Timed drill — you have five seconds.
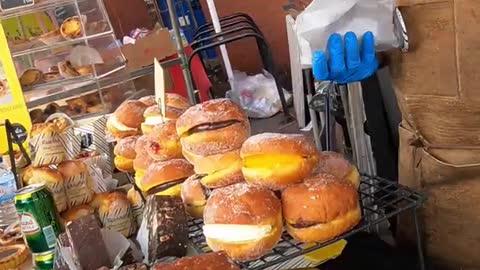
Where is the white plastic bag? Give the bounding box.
[296,0,399,65]
[227,70,289,118]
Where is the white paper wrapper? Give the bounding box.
[48,180,68,213]
[31,113,81,167]
[93,116,113,177]
[136,217,149,263]
[30,130,66,167]
[64,170,95,208]
[81,153,110,193]
[295,0,398,65]
[67,45,104,67]
[99,196,136,238]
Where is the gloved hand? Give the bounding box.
[313,31,378,84]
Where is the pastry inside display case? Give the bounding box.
[2,0,111,54]
[28,81,132,123]
[0,0,138,122]
[14,33,125,92]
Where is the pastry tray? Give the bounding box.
[187,174,425,270]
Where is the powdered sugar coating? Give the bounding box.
[204,183,281,225]
[114,100,148,128]
[282,173,359,224]
[314,151,353,179]
[240,132,319,157]
[176,98,249,135]
[180,122,250,156]
[114,135,140,159]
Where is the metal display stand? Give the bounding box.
[165,0,197,104]
[188,175,426,270]
[189,12,289,116]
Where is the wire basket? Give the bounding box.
[187,174,425,270]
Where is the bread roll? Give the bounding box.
[22,166,67,212]
[114,136,140,172]
[282,174,361,243]
[61,205,94,222]
[181,175,211,218]
[29,123,67,166]
[315,151,360,188]
[89,192,110,210]
[139,159,194,195]
[145,121,183,161]
[58,160,94,207]
[176,99,250,156]
[98,192,136,237]
[240,133,320,190]
[107,100,148,139]
[203,183,283,261]
[152,252,240,270]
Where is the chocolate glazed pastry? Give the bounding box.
[186,120,241,134]
[176,98,251,156]
[145,196,188,261]
[146,178,187,195]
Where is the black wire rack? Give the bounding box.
[187,174,426,270]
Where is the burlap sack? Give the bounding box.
[392,0,480,268]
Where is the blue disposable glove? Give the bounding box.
[312,31,378,84]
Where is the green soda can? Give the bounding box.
[33,250,55,270]
[15,184,63,253]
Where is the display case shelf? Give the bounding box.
[25,64,125,107]
[11,30,113,58]
[22,73,93,93]
[25,57,181,108]
[188,175,425,270]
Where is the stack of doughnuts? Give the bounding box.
[108,97,363,264]
[177,99,250,218]
[169,99,363,262]
[109,95,200,208]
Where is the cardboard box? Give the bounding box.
[121,28,176,72]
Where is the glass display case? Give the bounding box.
[0,0,137,123]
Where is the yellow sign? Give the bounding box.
[0,24,31,154]
[2,12,55,40]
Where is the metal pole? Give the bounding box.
[166,0,197,104]
[413,208,426,270]
[185,0,198,29]
[303,69,321,150]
